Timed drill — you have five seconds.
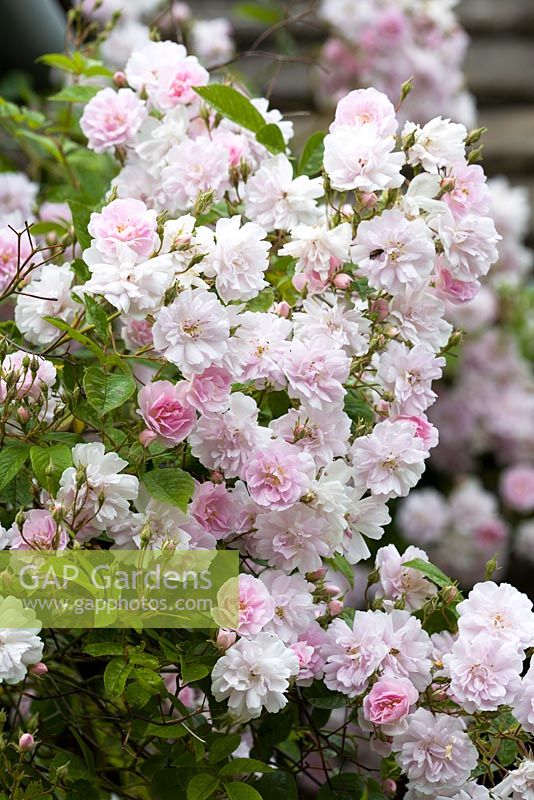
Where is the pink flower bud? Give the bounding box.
[139,429,158,447]
[382,779,397,796]
[360,191,378,208]
[332,273,351,290]
[307,567,327,582]
[327,599,343,616]
[324,583,341,597]
[216,628,236,650]
[274,301,290,318]
[292,272,307,293]
[370,297,389,321]
[30,662,48,676]
[18,733,35,751]
[210,470,225,484]
[113,71,128,88]
[16,406,30,423]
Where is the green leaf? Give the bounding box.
[181,661,210,684]
[17,130,62,162]
[142,468,194,512]
[30,444,72,495]
[245,287,275,312]
[226,783,262,800]
[325,553,354,589]
[187,775,219,800]
[133,667,164,694]
[83,366,136,415]
[403,558,455,590]
[144,721,187,739]
[254,772,298,800]
[220,760,274,776]
[103,657,132,697]
[84,642,124,657]
[69,199,92,251]
[298,131,325,176]
[317,774,366,800]
[208,733,242,764]
[84,295,110,343]
[0,443,30,492]
[344,390,374,425]
[302,683,346,709]
[195,85,266,133]
[234,3,283,25]
[256,123,285,154]
[42,317,107,362]
[50,85,100,103]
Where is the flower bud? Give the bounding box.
[327,599,343,617]
[16,406,29,423]
[441,585,458,604]
[332,273,351,290]
[324,583,341,597]
[113,71,128,88]
[139,429,157,447]
[210,470,224,484]
[360,191,378,208]
[307,567,326,582]
[382,779,397,796]
[18,733,35,751]
[216,629,236,650]
[292,272,307,293]
[30,662,48,676]
[274,301,290,318]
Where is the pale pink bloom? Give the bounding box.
[322,611,389,697]
[446,286,498,333]
[121,317,155,351]
[233,574,275,637]
[457,582,534,651]
[435,260,480,305]
[244,439,314,510]
[0,172,37,222]
[137,380,196,447]
[0,226,32,292]
[351,210,435,294]
[229,312,292,389]
[190,480,236,540]
[211,632,299,721]
[375,544,437,611]
[278,223,352,292]
[212,129,251,168]
[134,107,189,176]
[403,118,467,173]
[381,610,433,691]
[80,88,146,153]
[161,138,229,211]
[230,481,262,535]
[283,336,350,411]
[493,759,534,800]
[331,88,398,137]
[198,215,269,302]
[393,415,439,450]
[100,19,151,70]
[397,488,450,545]
[500,464,534,513]
[82,246,175,319]
[0,351,56,402]
[8,509,68,550]
[448,478,499,538]
[260,571,316,643]
[363,676,419,734]
[323,123,404,192]
[244,154,323,231]
[387,284,452,353]
[473,517,508,550]
[14,262,78,346]
[292,294,370,356]
[39,201,71,225]
[292,623,327,684]
[290,641,318,687]
[152,287,230,377]
[270,405,351,468]
[377,342,445,416]
[88,198,158,259]
[252,503,340,574]
[112,162,158,209]
[342,488,391,564]
[393,709,478,795]
[351,419,429,499]
[436,210,500,282]
[512,665,534,734]
[443,162,489,218]
[443,634,522,713]
[185,366,232,415]
[189,393,267,479]
[190,18,234,68]
[152,53,208,112]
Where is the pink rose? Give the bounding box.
[9,509,68,550]
[244,439,314,510]
[363,677,418,730]
[190,481,236,539]
[0,226,32,292]
[80,88,147,154]
[394,414,439,450]
[235,574,275,636]
[435,258,480,306]
[88,198,158,259]
[500,464,534,513]
[137,380,196,447]
[185,366,232,415]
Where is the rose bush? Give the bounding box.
[0,8,532,800]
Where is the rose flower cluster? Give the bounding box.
[0,33,533,799]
